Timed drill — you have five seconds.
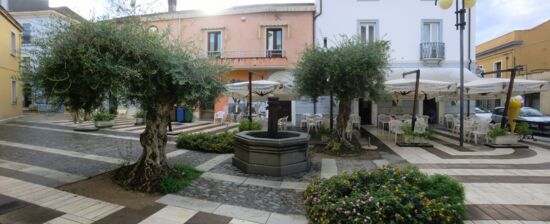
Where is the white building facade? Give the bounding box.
[313,0,477,125]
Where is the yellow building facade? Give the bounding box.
[0,6,23,121]
[476,20,550,114]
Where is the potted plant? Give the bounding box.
[134,111,145,125]
[93,112,116,128]
[515,122,533,141]
[488,126,519,145]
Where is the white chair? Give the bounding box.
[345,121,353,141]
[350,114,361,129]
[214,111,226,124]
[379,115,391,131]
[414,120,428,134]
[307,116,318,133]
[444,114,455,129]
[389,120,404,143]
[300,113,310,128]
[470,121,490,144]
[452,118,461,134]
[278,116,288,130]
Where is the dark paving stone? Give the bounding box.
[0,167,65,188]
[0,123,143,160]
[178,178,305,215]
[467,204,550,221]
[421,146,536,160]
[168,150,219,168]
[0,195,30,215]
[94,203,165,224]
[0,204,64,224]
[0,144,118,177]
[185,212,232,224]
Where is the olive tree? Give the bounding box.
[34,20,226,192]
[295,37,390,144]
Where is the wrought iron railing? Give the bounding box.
[420,42,445,60]
[205,49,286,59]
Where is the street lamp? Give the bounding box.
[435,0,476,147]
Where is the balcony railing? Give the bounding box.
[205,49,286,59]
[420,42,445,61]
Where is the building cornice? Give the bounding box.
[126,3,315,22]
[476,40,522,58]
[0,6,23,31]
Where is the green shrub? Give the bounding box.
[133,111,145,118]
[159,164,202,194]
[304,166,465,224]
[93,112,116,121]
[488,126,508,139]
[176,131,235,153]
[238,120,262,132]
[515,122,533,136]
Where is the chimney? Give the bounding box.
[168,0,177,12]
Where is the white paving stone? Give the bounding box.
[373,159,389,168]
[195,154,233,172]
[321,158,337,179]
[422,168,550,177]
[464,183,550,205]
[266,213,308,224]
[0,176,123,222]
[166,149,189,158]
[138,205,197,224]
[213,204,271,224]
[229,218,261,224]
[156,194,221,213]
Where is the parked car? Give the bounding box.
[491,107,550,135]
[474,107,492,121]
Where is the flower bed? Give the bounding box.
[304,166,465,224]
[176,131,235,153]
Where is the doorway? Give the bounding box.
[279,100,292,121]
[423,98,437,124]
[359,99,372,125]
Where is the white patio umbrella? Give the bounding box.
[464,78,550,95]
[385,78,457,97]
[225,80,296,101]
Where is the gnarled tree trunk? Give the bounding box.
[125,103,172,192]
[336,98,351,137]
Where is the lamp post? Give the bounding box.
[435,0,476,147]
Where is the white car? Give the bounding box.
[474,107,492,122]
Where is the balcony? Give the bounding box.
[206,50,288,69]
[420,42,445,64]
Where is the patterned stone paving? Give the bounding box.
[0,113,550,223]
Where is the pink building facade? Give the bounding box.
[143,4,315,120]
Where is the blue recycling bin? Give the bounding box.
[176,107,185,123]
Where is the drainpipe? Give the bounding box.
[313,0,322,47]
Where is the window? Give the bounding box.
[10,32,16,55]
[266,28,283,57]
[494,61,502,78]
[359,22,377,44]
[22,24,31,44]
[207,31,222,58]
[11,80,17,104]
[422,21,441,43]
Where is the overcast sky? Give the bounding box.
[50,0,550,45]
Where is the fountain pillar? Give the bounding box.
[267,97,280,138]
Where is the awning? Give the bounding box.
[387,67,480,83]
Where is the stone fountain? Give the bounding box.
[232,97,310,176]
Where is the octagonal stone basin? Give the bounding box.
[232,130,311,176]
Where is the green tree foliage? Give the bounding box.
[33,20,227,192]
[294,37,390,145]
